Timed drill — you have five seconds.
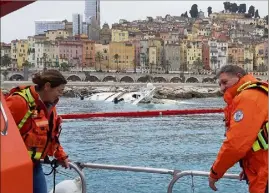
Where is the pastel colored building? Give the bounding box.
[16,39,29,68]
[111,29,129,42]
[95,43,109,70]
[45,29,69,41]
[164,43,180,71]
[109,42,135,71]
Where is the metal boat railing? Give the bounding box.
[56,162,239,193]
[1,102,9,136]
[41,160,87,193]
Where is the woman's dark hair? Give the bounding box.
[32,70,67,89]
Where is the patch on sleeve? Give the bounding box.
[233,110,244,122]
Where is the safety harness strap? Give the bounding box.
[13,87,36,129]
[237,82,268,152]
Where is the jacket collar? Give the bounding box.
[31,85,59,107]
[223,74,258,104]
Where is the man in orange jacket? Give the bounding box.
[208,65,268,193]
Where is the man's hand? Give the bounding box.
[208,176,218,191]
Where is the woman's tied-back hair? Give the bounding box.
[216,65,247,78]
[32,70,67,89]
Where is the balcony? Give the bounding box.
[210,44,217,48]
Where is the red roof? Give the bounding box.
[0,1,36,18]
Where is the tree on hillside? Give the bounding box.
[2,70,9,81]
[265,15,268,24]
[264,28,268,36]
[113,54,120,72]
[149,62,154,74]
[184,11,188,18]
[189,4,198,18]
[22,60,31,81]
[207,6,212,17]
[22,60,30,67]
[230,3,238,13]
[164,60,170,74]
[60,62,69,71]
[147,16,153,22]
[193,57,204,73]
[238,4,246,13]
[210,56,218,73]
[248,5,255,17]
[42,53,48,72]
[223,2,231,12]
[95,51,103,72]
[0,55,11,67]
[181,11,188,18]
[254,9,260,18]
[244,13,252,18]
[132,59,137,73]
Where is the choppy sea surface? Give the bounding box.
[45,97,248,193]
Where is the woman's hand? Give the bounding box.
[58,158,70,169]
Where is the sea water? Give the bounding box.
[45,97,248,193]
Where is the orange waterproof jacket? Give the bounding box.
[6,85,68,161]
[210,74,268,193]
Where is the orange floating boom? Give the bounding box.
[60,108,224,119]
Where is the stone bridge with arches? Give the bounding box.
[5,70,269,83]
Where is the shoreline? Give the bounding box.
[1,81,222,100]
[1,81,218,89]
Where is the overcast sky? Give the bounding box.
[1,1,268,43]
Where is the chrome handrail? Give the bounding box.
[41,161,240,193]
[167,170,240,193]
[1,102,8,136]
[79,162,177,175]
[41,160,86,193]
[78,162,240,193]
[69,162,87,193]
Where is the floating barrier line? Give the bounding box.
[59,108,224,119]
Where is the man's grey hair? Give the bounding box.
[216,65,247,78]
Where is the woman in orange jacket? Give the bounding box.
[208,65,268,193]
[6,69,69,193]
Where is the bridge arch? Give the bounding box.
[153,77,167,83]
[103,76,117,82]
[170,77,183,83]
[85,76,100,82]
[186,77,199,83]
[137,75,153,83]
[120,76,134,83]
[67,75,81,81]
[202,77,215,83]
[9,74,24,81]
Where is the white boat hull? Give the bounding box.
[83,83,156,105]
